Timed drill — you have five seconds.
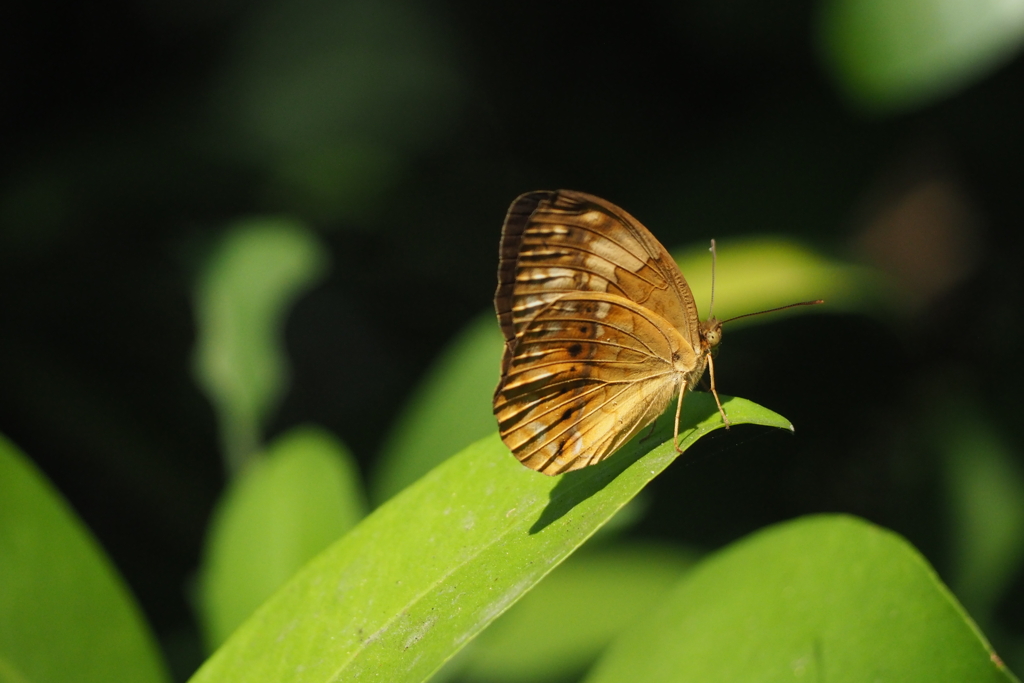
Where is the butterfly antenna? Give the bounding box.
[721,299,825,324]
[708,239,718,320]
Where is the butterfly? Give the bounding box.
[492,190,820,475]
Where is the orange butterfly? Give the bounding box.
[493,190,820,475]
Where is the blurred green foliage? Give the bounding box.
[936,396,1024,628]
[3,0,1024,681]
[819,0,1024,112]
[192,218,328,475]
[673,237,884,322]
[373,313,504,504]
[196,425,366,650]
[211,0,464,223]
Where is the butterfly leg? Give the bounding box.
[673,377,688,453]
[705,352,730,428]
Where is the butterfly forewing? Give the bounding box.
[494,191,702,349]
[494,292,695,474]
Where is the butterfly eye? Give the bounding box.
[704,327,722,347]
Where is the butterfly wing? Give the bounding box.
[493,190,706,473]
[494,190,702,355]
[493,291,697,474]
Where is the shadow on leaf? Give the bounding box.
[530,393,723,534]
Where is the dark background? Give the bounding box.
[3,0,1023,678]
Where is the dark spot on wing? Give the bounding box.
[568,343,582,357]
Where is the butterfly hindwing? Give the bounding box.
[494,291,696,474]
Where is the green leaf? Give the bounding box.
[197,425,367,651]
[673,236,880,325]
[447,543,696,683]
[188,394,790,683]
[192,218,329,475]
[0,434,170,683]
[373,313,503,504]
[934,397,1024,622]
[819,0,1024,113]
[585,515,1018,683]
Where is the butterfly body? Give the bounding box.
[493,190,723,475]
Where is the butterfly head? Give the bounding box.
[700,318,723,350]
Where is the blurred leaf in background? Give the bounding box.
[935,393,1024,631]
[373,313,503,505]
[210,0,465,223]
[196,425,366,651]
[673,236,885,324]
[192,218,329,475]
[819,0,1024,113]
[0,434,171,683]
[586,515,1016,683]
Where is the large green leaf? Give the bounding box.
[819,0,1024,113]
[197,425,367,651]
[444,543,696,683]
[373,313,503,504]
[192,218,329,475]
[0,434,170,683]
[189,394,790,683]
[586,515,1017,683]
